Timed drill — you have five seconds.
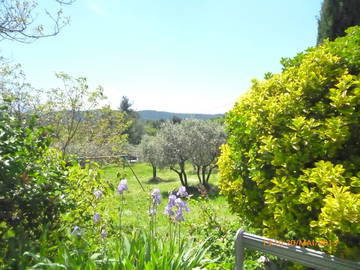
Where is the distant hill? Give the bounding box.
[137,110,224,121]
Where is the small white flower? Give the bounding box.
[71,226,81,236]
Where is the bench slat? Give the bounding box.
[235,229,360,270]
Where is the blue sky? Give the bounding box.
[1,0,322,114]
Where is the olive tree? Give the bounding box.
[138,135,163,180]
[153,119,225,187]
[183,119,226,185]
[157,121,191,187]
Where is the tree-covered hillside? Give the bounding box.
[137,110,224,121]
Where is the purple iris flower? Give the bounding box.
[164,188,191,221]
[149,208,157,216]
[117,179,128,194]
[93,190,103,199]
[164,204,175,216]
[168,194,177,207]
[174,212,184,222]
[151,188,161,205]
[176,186,188,197]
[175,198,190,212]
[93,213,100,223]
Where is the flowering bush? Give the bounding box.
[164,187,190,223]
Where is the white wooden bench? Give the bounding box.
[235,229,360,270]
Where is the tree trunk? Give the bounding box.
[196,165,202,184]
[202,166,206,185]
[182,170,188,187]
[170,166,186,186]
[205,166,215,185]
[179,161,188,187]
[152,164,157,179]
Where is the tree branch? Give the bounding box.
[0,0,74,43]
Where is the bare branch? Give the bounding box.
[0,0,74,43]
[55,0,75,5]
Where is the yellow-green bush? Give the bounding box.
[218,27,360,259]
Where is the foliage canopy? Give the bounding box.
[140,119,225,186]
[0,99,111,267]
[317,0,360,44]
[218,26,360,259]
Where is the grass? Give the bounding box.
[100,162,240,236]
[7,162,242,269]
[1,162,258,269]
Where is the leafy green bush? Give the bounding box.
[187,200,239,269]
[61,161,112,234]
[0,104,66,233]
[187,199,270,270]
[0,102,67,267]
[218,26,360,259]
[0,100,110,268]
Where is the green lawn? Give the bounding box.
[100,162,240,235]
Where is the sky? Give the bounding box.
[1,0,323,114]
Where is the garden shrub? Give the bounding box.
[0,104,66,235]
[0,104,68,266]
[61,161,112,234]
[218,26,360,259]
[0,100,110,267]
